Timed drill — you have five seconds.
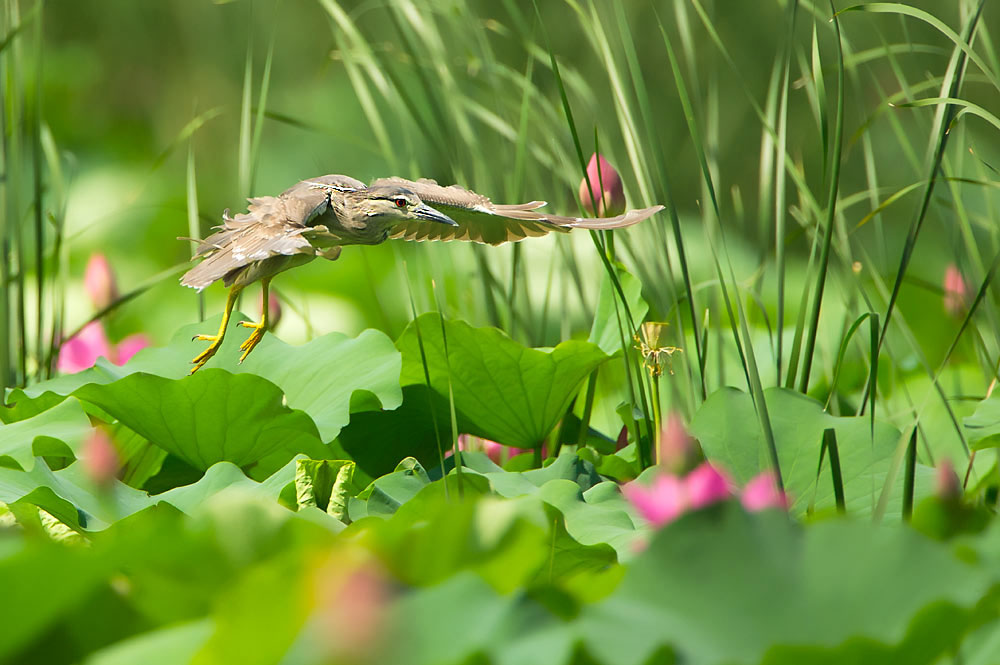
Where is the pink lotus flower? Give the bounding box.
[59,254,150,374]
[685,463,731,508]
[622,474,687,526]
[623,462,732,527]
[624,463,789,527]
[943,264,968,317]
[740,471,788,512]
[84,253,119,310]
[578,153,626,218]
[57,322,150,374]
[81,428,119,487]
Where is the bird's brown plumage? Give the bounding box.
[373,176,664,245]
[181,173,664,291]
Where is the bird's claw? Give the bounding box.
[237,320,266,363]
[190,335,223,374]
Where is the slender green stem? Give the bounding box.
[799,1,845,393]
[402,261,448,501]
[432,279,464,496]
[902,427,917,521]
[575,370,598,448]
[823,428,846,513]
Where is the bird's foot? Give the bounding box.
[237,320,266,363]
[190,334,223,374]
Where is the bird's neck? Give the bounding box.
[323,195,392,245]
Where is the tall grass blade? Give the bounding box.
[662,7,782,488]
[773,1,798,384]
[824,312,875,410]
[432,279,464,491]
[248,13,275,196]
[402,261,448,498]
[823,427,846,513]
[865,1,984,356]
[534,0,655,466]
[798,1,846,393]
[29,0,42,381]
[39,123,66,380]
[237,8,253,200]
[902,426,917,521]
[186,144,204,322]
[651,17,707,400]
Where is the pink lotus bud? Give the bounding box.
[578,153,626,218]
[658,412,693,472]
[57,322,114,374]
[741,471,789,512]
[934,459,961,501]
[684,462,731,508]
[943,264,968,317]
[82,428,119,487]
[84,254,119,311]
[622,474,687,527]
[114,333,151,366]
[259,290,282,330]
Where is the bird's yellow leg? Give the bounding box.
[190,285,242,373]
[237,277,271,363]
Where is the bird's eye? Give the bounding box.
[394,197,407,208]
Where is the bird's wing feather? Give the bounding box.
[377,176,664,246]
[180,175,367,290]
[180,195,313,290]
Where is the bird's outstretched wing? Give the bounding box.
[375,177,664,246]
[180,197,314,290]
[181,174,367,290]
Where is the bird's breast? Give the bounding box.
[314,211,393,246]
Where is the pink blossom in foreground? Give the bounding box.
[622,474,687,526]
[57,322,114,373]
[624,464,789,527]
[943,264,968,317]
[685,462,732,508]
[578,153,626,218]
[115,333,151,365]
[57,323,151,374]
[81,428,119,487]
[740,471,789,512]
[623,462,732,527]
[84,253,119,310]
[312,557,389,663]
[60,254,150,374]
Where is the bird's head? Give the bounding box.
[357,185,457,227]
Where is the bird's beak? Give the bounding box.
[414,203,458,226]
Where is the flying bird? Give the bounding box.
[181,174,664,372]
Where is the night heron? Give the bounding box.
[181,174,664,372]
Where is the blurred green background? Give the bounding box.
[32,0,993,347]
[0,0,991,444]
